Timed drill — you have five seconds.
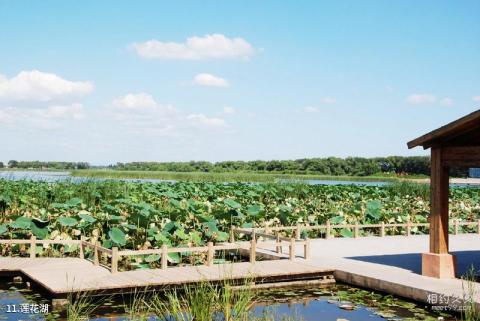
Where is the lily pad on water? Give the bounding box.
[145,254,161,263]
[58,217,78,227]
[224,198,241,209]
[108,227,126,246]
[11,217,31,229]
[0,224,8,235]
[30,218,49,239]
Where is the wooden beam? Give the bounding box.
[407,109,480,149]
[430,147,450,254]
[441,146,480,167]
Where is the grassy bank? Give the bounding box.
[69,169,410,183]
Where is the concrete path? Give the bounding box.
[281,234,480,311]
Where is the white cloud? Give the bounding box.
[0,103,85,129]
[440,97,453,106]
[321,97,337,104]
[406,94,436,104]
[222,106,235,115]
[130,34,255,60]
[0,70,93,102]
[110,93,226,135]
[473,96,480,102]
[194,73,229,87]
[186,114,226,127]
[113,93,162,110]
[303,106,319,113]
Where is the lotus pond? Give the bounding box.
[0,277,459,321]
[0,179,479,267]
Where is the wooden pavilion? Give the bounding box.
[408,109,480,278]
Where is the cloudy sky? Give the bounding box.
[1,1,479,164]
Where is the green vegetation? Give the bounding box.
[66,291,101,321]
[151,278,255,321]
[70,169,406,183]
[5,160,89,170]
[4,156,470,177]
[112,156,419,176]
[0,180,479,263]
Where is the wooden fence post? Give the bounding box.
[304,238,310,259]
[354,221,359,238]
[94,241,100,266]
[111,247,118,273]
[250,237,256,264]
[477,219,480,234]
[289,238,296,260]
[30,236,36,258]
[161,245,168,270]
[207,242,214,266]
[454,219,459,235]
[381,222,385,237]
[295,224,301,240]
[79,236,85,259]
[276,233,281,254]
[229,229,235,243]
[326,220,331,239]
[406,220,411,236]
[264,222,270,235]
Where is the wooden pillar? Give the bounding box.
[422,147,456,278]
[304,238,310,259]
[289,238,296,260]
[94,241,100,266]
[111,247,118,273]
[325,220,331,239]
[429,147,449,254]
[79,236,85,259]
[161,245,168,270]
[250,238,256,264]
[30,236,36,258]
[295,224,301,240]
[275,233,281,254]
[207,242,214,266]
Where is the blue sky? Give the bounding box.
[0,1,479,164]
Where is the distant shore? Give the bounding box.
[406,177,480,185]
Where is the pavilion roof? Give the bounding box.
[407,109,480,149]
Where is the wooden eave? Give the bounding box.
[407,109,480,149]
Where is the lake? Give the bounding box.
[0,277,457,321]
[0,170,478,188]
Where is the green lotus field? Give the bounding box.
[0,180,479,252]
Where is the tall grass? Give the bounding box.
[461,266,479,321]
[149,277,255,321]
[70,169,400,183]
[123,288,152,321]
[386,181,430,200]
[66,291,99,321]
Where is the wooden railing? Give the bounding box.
[0,234,307,274]
[238,218,480,239]
[1,219,477,274]
[231,228,311,260]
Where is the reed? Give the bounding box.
[461,265,479,321]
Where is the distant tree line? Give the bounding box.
[112,156,468,177]
[5,160,90,170]
[3,157,469,177]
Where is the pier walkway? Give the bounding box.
[1,234,480,311]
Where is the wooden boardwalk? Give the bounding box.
[0,257,332,296]
[2,233,480,312]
